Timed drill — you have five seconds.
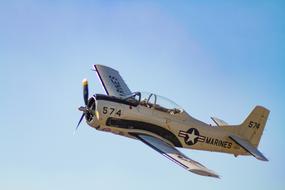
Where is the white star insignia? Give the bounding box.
[186,130,198,144]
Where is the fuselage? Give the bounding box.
[86,94,247,156]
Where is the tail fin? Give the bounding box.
[237,106,270,147]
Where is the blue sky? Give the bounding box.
[1,0,285,189]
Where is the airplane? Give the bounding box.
[76,64,270,178]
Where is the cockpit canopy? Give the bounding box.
[124,92,183,114]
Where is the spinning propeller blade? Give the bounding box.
[75,78,89,133]
[83,78,89,106]
[76,113,85,131]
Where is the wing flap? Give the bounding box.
[132,133,219,178]
[229,135,268,161]
[93,65,132,97]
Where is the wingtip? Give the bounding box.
[92,64,97,71]
[258,156,269,162]
[209,173,220,179]
[213,174,221,179]
[191,169,220,179]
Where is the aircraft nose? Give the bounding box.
[85,97,98,125]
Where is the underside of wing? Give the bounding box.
[131,133,219,178]
[93,65,132,97]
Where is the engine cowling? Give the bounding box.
[85,97,96,123]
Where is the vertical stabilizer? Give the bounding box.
[237,106,270,147]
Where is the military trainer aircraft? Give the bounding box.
[76,65,269,178]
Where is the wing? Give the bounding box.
[132,133,219,178]
[93,65,132,97]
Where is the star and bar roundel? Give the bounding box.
[178,128,206,145]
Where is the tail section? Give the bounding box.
[237,106,270,147]
[216,106,270,160]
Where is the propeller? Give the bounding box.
[75,78,89,132]
[83,78,89,106]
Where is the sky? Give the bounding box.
[0,0,285,189]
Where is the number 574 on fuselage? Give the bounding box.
[76,65,269,178]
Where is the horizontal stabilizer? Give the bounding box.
[229,135,268,161]
[211,117,228,127]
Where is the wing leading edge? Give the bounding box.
[93,64,132,97]
[132,133,219,178]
